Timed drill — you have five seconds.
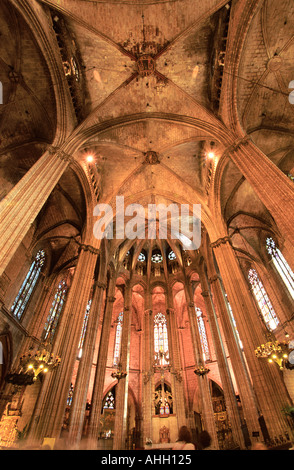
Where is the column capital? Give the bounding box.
[166,308,175,316]
[201,290,210,298]
[210,236,231,249]
[188,301,195,309]
[79,243,100,255]
[208,274,220,284]
[224,135,251,157]
[57,150,75,164]
[47,145,75,164]
[107,296,116,303]
[94,281,106,290]
[144,309,152,316]
[47,145,60,155]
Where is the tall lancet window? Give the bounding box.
[11,249,45,320]
[195,307,210,361]
[266,237,294,300]
[225,294,243,350]
[154,312,169,365]
[248,268,279,331]
[43,279,67,342]
[113,311,123,366]
[78,299,92,358]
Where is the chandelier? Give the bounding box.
[6,343,61,385]
[111,363,127,382]
[254,338,291,370]
[194,364,210,378]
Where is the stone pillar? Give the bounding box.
[67,280,106,446]
[183,280,219,449]
[208,272,262,443]
[0,147,73,277]
[165,290,186,428]
[211,236,293,442]
[230,140,294,251]
[113,282,132,450]
[27,245,98,443]
[86,275,117,447]
[142,293,153,445]
[198,267,245,449]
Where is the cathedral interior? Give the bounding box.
[0,0,294,451]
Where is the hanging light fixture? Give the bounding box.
[194,363,210,378]
[6,343,61,385]
[111,362,127,382]
[254,335,292,370]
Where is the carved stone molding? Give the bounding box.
[208,274,219,284]
[201,290,210,298]
[143,150,160,165]
[94,281,106,290]
[171,369,183,383]
[56,150,75,164]
[210,236,231,249]
[79,243,100,255]
[144,309,153,316]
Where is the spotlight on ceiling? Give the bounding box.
[86,154,94,163]
[207,141,215,159]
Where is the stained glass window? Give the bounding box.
[138,252,145,262]
[168,251,176,260]
[103,390,115,409]
[248,268,279,331]
[11,249,45,320]
[154,313,169,365]
[225,294,243,350]
[78,299,92,358]
[113,312,123,366]
[266,237,294,300]
[195,307,210,361]
[43,279,67,342]
[151,252,163,263]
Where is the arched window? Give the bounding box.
[103,390,115,410]
[11,249,45,320]
[195,307,210,361]
[225,294,243,350]
[154,312,169,365]
[248,268,279,331]
[78,299,92,358]
[266,237,294,299]
[43,279,67,342]
[113,311,123,366]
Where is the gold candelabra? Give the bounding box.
[111,363,127,381]
[255,338,291,370]
[194,364,210,378]
[6,343,61,385]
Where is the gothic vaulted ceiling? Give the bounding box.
[1,0,294,266]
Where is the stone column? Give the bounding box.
[27,245,98,443]
[0,147,73,277]
[183,279,219,449]
[230,140,294,252]
[67,280,106,446]
[142,293,153,445]
[113,282,132,450]
[165,290,186,428]
[198,267,245,448]
[86,275,117,447]
[208,272,262,443]
[211,236,293,442]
